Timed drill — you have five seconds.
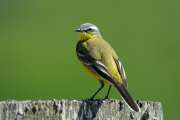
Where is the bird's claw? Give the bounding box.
[104,96,110,100]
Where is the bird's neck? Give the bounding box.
[79,33,102,41]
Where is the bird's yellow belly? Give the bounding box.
[79,61,113,85]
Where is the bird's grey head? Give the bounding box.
[74,23,101,35]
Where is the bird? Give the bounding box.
[74,23,140,112]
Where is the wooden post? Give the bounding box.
[0,99,163,120]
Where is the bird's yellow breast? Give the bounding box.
[79,33,98,41]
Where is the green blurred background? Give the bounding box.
[0,0,179,119]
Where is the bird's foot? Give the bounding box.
[103,96,110,100]
[86,97,94,101]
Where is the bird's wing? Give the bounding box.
[77,49,140,112]
[113,58,128,88]
[77,49,117,85]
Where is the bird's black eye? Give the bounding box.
[87,28,93,32]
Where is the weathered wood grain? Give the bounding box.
[0,99,163,120]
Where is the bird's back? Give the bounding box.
[77,38,122,84]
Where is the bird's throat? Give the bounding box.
[79,33,99,41]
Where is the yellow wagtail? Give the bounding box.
[74,23,140,112]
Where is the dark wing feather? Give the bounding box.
[113,58,128,88]
[77,49,116,85]
[77,50,93,66]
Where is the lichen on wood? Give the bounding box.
[0,99,163,120]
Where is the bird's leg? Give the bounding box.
[104,85,111,99]
[89,80,104,100]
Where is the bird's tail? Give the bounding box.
[115,83,141,112]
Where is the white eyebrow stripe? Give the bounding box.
[89,26,99,31]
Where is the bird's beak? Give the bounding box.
[74,29,82,32]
